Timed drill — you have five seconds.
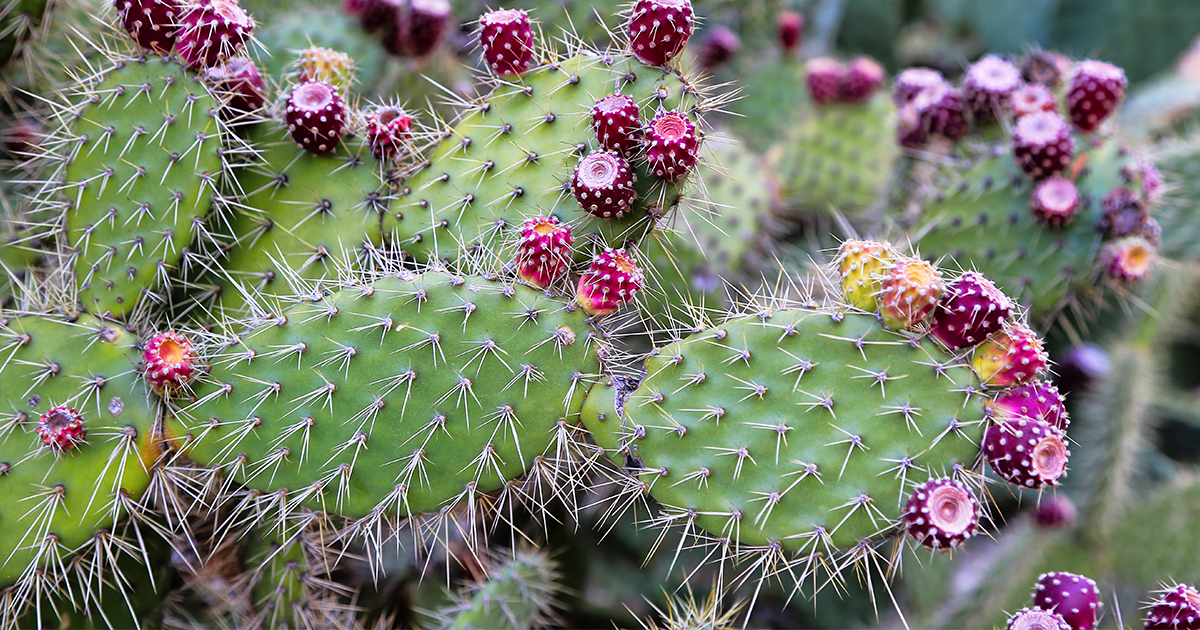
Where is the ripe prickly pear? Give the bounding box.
[644,110,699,180]
[931,272,1013,351]
[143,331,197,396]
[572,151,637,219]
[576,249,644,316]
[286,80,346,156]
[903,478,980,550]
[806,57,844,105]
[988,382,1068,430]
[627,0,693,67]
[1030,177,1081,227]
[37,406,87,453]
[1012,83,1059,118]
[1013,111,1075,179]
[984,417,1069,489]
[913,83,969,141]
[972,323,1048,387]
[592,94,641,154]
[517,217,573,289]
[964,54,1022,120]
[842,56,884,103]
[777,11,803,53]
[1033,572,1101,630]
[479,8,533,75]
[203,56,265,113]
[894,67,946,105]
[1007,608,1071,630]
[1068,60,1126,133]
[176,0,253,70]
[1145,584,1200,630]
[696,26,739,70]
[1033,495,1077,529]
[115,0,181,53]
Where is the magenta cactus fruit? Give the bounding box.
[913,83,969,140]
[385,0,452,57]
[144,331,198,395]
[894,67,946,105]
[777,11,803,54]
[517,216,573,289]
[365,105,413,161]
[903,477,980,550]
[1,117,42,157]
[115,0,181,53]
[356,0,400,32]
[989,382,1069,431]
[479,8,532,75]
[1033,495,1078,529]
[897,104,927,148]
[644,110,699,180]
[1101,236,1156,283]
[1034,572,1100,630]
[1012,83,1059,118]
[1145,584,1200,630]
[1068,60,1127,132]
[627,0,694,67]
[1099,187,1149,237]
[1030,176,1081,227]
[1007,608,1072,630]
[972,323,1048,387]
[285,80,346,156]
[842,56,884,103]
[806,57,845,105]
[203,57,265,113]
[576,248,644,316]
[878,256,945,330]
[1013,111,1075,179]
[964,54,1023,120]
[696,26,740,70]
[176,0,253,70]
[984,416,1069,489]
[931,272,1012,351]
[591,94,641,154]
[37,406,87,453]
[572,151,637,219]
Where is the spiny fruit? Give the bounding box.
[176,0,254,70]
[517,216,573,288]
[878,256,945,330]
[894,67,946,105]
[1013,111,1075,179]
[903,477,980,550]
[627,0,693,67]
[576,248,643,316]
[1145,584,1200,630]
[298,45,355,93]
[286,80,346,155]
[842,56,884,103]
[777,11,803,54]
[1068,60,1127,133]
[806,57,844,105]
[1033,572,1100,630]
[479,8,532,76]
[984,417,1069,489]
[1101,236,1156,283]
[931,272,1013,351]
[573,151,637,218]
[1012,83,1059,117]
[988,382,1068,430]
[384,0,451,57]
[1099,187,1149,237]
[837,239,893,311]
[1030,176,1081,227]
[36,405,87,453]
[1008,608,1071,630]
[913,83,968,141]
[203,56,265,113]
[972,323,1048,387]
[963,54,1022,120]
[696,25,739,70]
[143,330,197,396]
[644,109,699,180]
[1033,495,1077,529]
[116,0,181,53]
[365,104,413,161]
[592,94,641,154]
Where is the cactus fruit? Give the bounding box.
[894,67,946,105]
[297,45,355,93]
[903,477,980,550]
[627,0,693,67]
[1032,572,1100,630]
[931,272,1013,351]
[877,255,945,330]
[1030,177,1080,227]
[479,8,532,76]
[575,248,643,316]
[913,83,969,141]
[988,382,1068,430]
[777,11,802,54]
[983,417,1068,489]
[1007,608,1072,630]
[1033,495,1077,528]
[696,26,739,71]
[592,94,641,155]
[1145,584,1200,630]
[115,0,181,53]
[1012,83,1058,118]
[572,150,637,218]
[963,55,1022,121]
[285,80,346,156]
[1100,236,1156,283]
[1013,112,1075,179]
[142,330,197,396]
[842,57,884,103]
[176,0,254,70]
[837,239,893,312]
[1099,187,1149,237]
[383,0,451,58]
[35,405,88,452]
[1067,60,1127,133]
[364,104,413,161]
[203,57,266,114]
[644,110,699,181]
[517,215,573,289]
[971,323,1048,387]
[1022,51,1070,87]
[806,57,844,105]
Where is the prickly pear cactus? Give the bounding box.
[422,546,562,630]
[254,7,388,96]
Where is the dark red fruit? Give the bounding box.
[628,0,694,67]
[144,331,198,395]
[357,0,400,32]
[1013,111,1074,179]
[203,57,265,113]
[913,83,969,141]
[386,0,451,57]
[517,216,573,289]
[1068,60,1126,133]
[931,272,1013,351]
[176,0,253,70]
[37,406,87,453]
[115,0,181,53]
[1033,495,1077,529]
[777,11,803,54]
[576,249,644,316]
[365,105,413,161]
[479,8,532,75]
[1099,187,1149,237]
[573,151,637,219]
[897,104,927,149]
[1034,572,1100,630]
[894,67,946,105]
[696,25,739,70]
[644,110,699,181]
[806,57,844,105]
[1145,584,1200,630]
[984,417,1069,489]
[1012,83,1058,118]
[285,81,346,156]
[903,477,980,550]
[964,54,1022,120]
[988,382,1069,431]
[1,117,42,158]
[1030,176,1080,227]
[1007,608,1071,630]
[591,94,641,154]
[842,56,884,103]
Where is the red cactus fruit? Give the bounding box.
[365,105,413,161]
[931,272,1012,351]
[1033,495,1077,529]
[285,81,346,156]
[644,110,699,181]
[1067,60,1127,133]
[386,0,451,57]
[572,151,637,219]
[806,57,845,105]
[203,57,265,113]
[479,8,532,75]
[517,216,573,289]
[1101,236,1156,283]
[894,67,946,105]
[964,54,1023,120]
[37,406,87,453]
[592,94,641,154]
[1030,176,1080,228]
[1145,584,1200,630]
[1,117,42,158]
[1034,572,1100,630]
[897,104,927,149]
[1099,187,1149,237]
[576,249,644,316]
[115,0,181,53]
[356,0,400,32]
[913,83,969,141]
[972,323,1048,387]
[984,417,1069,489]
[144,331,198,395]
[176,0,253,71]
[628,0,694,67]
[1007,608,1071,630]
[903,477,980,550]
[989,381,1069,431]
[696,26,740,70]
[842,56,884,103]
[777,11,803,54]
[1013,111,1075,179]
[1012,83,1059,118]
[878,256,945,330]
[1022,50,1071,87]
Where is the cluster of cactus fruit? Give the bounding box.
[2,0,1198,626]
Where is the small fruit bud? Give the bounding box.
[696,26,740,70]
[365,105,413,162]
[576,249,644,316]
[37,406,87,453]
[806,57,844,105]
[777,11,803,54]
[1100,236,1156,284]
[841,57,884,103]
[144,331,198,395]
[517,217,573,289]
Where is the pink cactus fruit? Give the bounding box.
[627,0,694,67]
[964,54,1023,120]
[479,8,532,75]
[572,151,637,219]
[984,416,1069,489]
[517,216,573,289]
[37,406,87,453]
[643,110,699,181]
[115,0,181,53]
[894,67,946,105]
[1033,495,1078,529]
[777,11,803,54]
[1007,608,1072,630]
[1013,111,1075,179]
[203,57,265,113]
[1145,584,1200,630]
[591,94,641,154]
[143,331,198,395]
[388,0,451,57]
[931,272,1013,351]
[1067,60,1127,132]
[972,323,1049,387]
[696,25,739,70]
[1012,83,1059,118]
[1099,187,1149,237]
[1033,572,1101,630]
[576,249,644,316]
[903,477,980,550]
[988,381,1069,431]
[913,83,969,141]
[806,57,845,105]
[365,105,413,161]
[285,80,346,156]
[175,0,253,71]
[1030,176,1081,227]
[841,56,884,103]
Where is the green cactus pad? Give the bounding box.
[168,271,600,518]
[0,313,159,587]
[378,51,707,264]
[58,56,223,318]
[427,546,562,630]
[604,309,986,551]
[254,7,387,97]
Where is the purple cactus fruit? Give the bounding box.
[931,272,1013,351]
[115,0,181,53]
[518,216,573,289]
[913,83,969,141]
[1033,572,1101,630]
[203,57,265,113]
[573,150,637,219]
[1054,343,1110,395]
[903,477,980,550]
[644,110,699,181]
[1145,584,1200,630]
[972,323,1049,387]
[37,406,87,453]
[1031,176,1080,228]
[984,417,1069,489]
[1100,236,1156,284]
[1033,494,1077,529]
[479,8,532,75]
[285,81,346,156]
[576,249,645,316]
[1,117,42,158]
[356,0,400,32]
[176,0,253,71]
[696,25,740,70]
[1012,83,1059,118]
[777,11,803,54]
[627,0,694,67]
[894,67,946,105]
[1013,111,1075,180]
[989,382,1069,431]
[1068,60,1127,133]
[842,56,884,103]
[1099,187,1149,237]
[365,105,413,161]
[964,54,1023,120]
[806,57,844,105]
[592,94,641,154]
[897,104,927,149]
[1007,608,1071,630]
[386,0,451,57]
